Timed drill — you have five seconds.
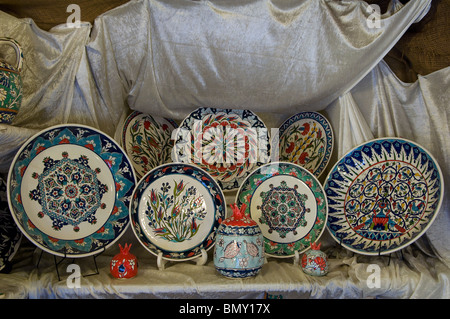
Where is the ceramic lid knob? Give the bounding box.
[222,203,258,227]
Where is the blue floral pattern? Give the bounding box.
[28,152,109,232]
[8,125,136,257]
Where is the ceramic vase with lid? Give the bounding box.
[110,243,138,279]
[0,38,23,124]
[214,203,264,279]
[301,242,329,276]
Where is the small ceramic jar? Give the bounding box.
[110,243,138,279]
[301,242,329,276]
[0,38,23,124]
[214,203,264,279]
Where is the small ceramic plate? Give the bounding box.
[276,111,333,178]
[324,138,444,255]
[129,163,226,261]
[235,162,328,258]
[173,108,270,191]
[122,111,178,180]
[0,177,22,273]
[7,124,136,258]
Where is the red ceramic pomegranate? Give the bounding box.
[110,243,138,279]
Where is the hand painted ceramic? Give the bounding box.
[214,203,264,279]
[235,162,328,258]
[110,243,138,279]
[277,111,333,178]
[0,38,23,124]
[173,108,270,191]
[122,111,178,179]
[324,138,444,255]
[301,242,328,276]
[0,177,21,273]
[7,124,136,257]
[129,163,226,261]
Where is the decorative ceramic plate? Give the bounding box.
[173,108,270,191]
[0,177,22,273]
[122,111,178,180]
[7,124,136,258]
[277,111,333,178]
[324,138,444,255]
[129,163,226,261]
[235,162,328,258]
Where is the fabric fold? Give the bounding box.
[84,0,433,119]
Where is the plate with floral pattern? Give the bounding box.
[173,108,270,191]
[122,111,178,180]
[324,138,444,255]
[277,111,333,178]
[7,124,136,258]
[235,162,328,258]
[129,163,226,261]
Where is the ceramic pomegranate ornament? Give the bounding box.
[110,243,138,279]
[214,203,264,279]
[0,38,23,124]
[301,242,329,276]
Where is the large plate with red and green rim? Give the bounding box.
[235,162,328,258]
[173,107,270,191]
[7,124,136,257]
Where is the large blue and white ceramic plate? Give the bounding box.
[324,138,444,255]
[7,124,136,258]
[276,111,333,178]
[0,177,22,273]
[130,163,226,261]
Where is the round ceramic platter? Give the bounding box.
[235,162,328,258]
[173,108,270,191]
[7,124,136,258]
[0,177,22,273]
[324,138,444,255]
[129,163,226,261]
[122,111,178,180]
[277,111,333,178]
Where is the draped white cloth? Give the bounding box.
[0,0,448,298]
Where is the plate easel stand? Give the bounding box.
[156,248,208,270]
[264,250,301,265]
[374,241,404,266]
[331,234,404,266]
[36,244,107,281]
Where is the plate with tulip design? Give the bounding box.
[277,112,333,178]
[129,163,226,261]
[173,108,270,191]
[122,111,178,180]
[7,124,136,257]
[235,162,328,258]
[324,138,444,255]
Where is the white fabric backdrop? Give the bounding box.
[0,0,448,298]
